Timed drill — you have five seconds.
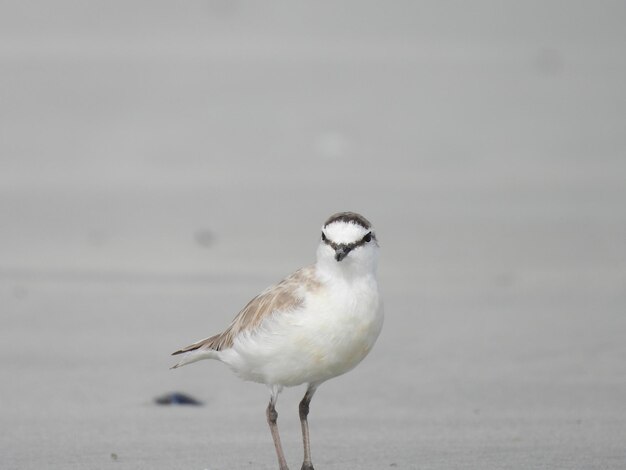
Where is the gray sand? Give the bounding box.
[1,2,625,469]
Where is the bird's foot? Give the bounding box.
[301,463,314,470]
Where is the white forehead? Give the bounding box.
[322,221,369,244]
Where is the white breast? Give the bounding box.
[220,276,384,387]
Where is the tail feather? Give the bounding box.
[171,334,221,369]
[170,348,219,369]
[172,333,222,356]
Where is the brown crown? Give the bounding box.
[323,212,372,230]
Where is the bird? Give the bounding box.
[171,211,384,470]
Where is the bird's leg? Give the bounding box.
[299,385,317,470]
[267,387,289,470]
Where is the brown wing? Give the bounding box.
[172,266,319,354]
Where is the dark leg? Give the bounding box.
[267,387,289,470]
[299,385,317,470]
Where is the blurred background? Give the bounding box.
[1,1,625,469]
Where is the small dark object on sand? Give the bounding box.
[155,392,203,406]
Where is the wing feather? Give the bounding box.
[172,266,319,355]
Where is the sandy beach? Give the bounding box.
[1,2,625,469]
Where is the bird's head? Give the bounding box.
[316,211,379,275]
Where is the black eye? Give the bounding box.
[363,232,372,243]
[321,232,327,242]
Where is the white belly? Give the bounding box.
[220,280,384,387]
